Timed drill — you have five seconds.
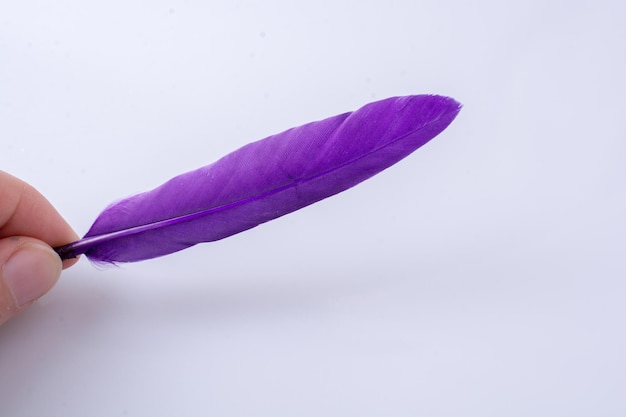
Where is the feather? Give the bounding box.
[54,95,461,263]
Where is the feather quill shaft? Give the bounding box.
[55,95,461,263]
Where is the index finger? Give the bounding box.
[0,170,80,266]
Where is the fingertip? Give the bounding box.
[3,243,62,307]
[0,238,64,325]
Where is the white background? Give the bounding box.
[1,1,625,416]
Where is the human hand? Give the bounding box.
[0,171,79,325]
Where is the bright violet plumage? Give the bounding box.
[55,95,461,263]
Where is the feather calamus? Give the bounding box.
[55,95,461,263]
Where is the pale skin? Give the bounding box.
[0,171,79,325]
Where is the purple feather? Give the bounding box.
[55,95,461,263]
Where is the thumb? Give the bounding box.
[0,237,62,325]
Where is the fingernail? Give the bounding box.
[3,243,62,307]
